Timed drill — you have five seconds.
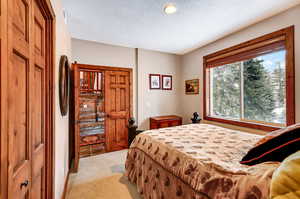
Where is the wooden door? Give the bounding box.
[105,70,130,151]
[31,2,46,198]
[7,0,47,198]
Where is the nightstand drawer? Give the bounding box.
[150,115,182,130]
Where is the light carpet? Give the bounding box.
[66,150,142,199]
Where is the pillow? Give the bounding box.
[240,123,300,166]
[255,123,300,146]
[270,151,300,199]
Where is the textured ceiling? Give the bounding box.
[62,0,300,55]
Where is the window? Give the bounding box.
[204,27,295,131]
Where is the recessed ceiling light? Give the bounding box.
[164,3,177,15]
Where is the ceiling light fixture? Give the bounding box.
[164,3,177,15]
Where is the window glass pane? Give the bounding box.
[243,50,286,124]
[210,62,241,119]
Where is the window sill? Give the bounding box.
[204,116,281,132]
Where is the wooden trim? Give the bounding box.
[72,63,80,173]
[74,63,133,72]
[162,75,172,90]
[61,170,70,199]
[204,116,280,131]
[41,0,56,198]
[285,26,295,126]
[206,41,285,68]
[68,65,76,173]
[203,26,295,132]
[203,58,208,121]
[205,36,285,63]
[0,0,8,198]
[130,68,133,118]
[149,74,161,90]
[203,27,291,61]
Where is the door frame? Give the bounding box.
[0,0,55,198]
[73,63,133,118]
[70,63,133,172]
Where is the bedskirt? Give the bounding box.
[126,147,211,199]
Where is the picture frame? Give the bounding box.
[162,75,172,90]
[149,74,161,89]
[59,55,70,116]
[185,79,199,95]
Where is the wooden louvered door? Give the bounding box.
[7,0,47,198]
[105,70,130,151]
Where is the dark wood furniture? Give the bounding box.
[70,63,132,172]
[150,115,182,129]
[128,114,200,147]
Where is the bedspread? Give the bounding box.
[125,124,279,199]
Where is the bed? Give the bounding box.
[125,124,280,199]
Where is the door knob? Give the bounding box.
[20,180,29,188]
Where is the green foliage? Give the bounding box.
[271,61,286,123]
[212,63,241,119]
[272,62,286,107]
[210,50,286,124]
[243,59,275,122]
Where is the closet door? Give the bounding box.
[31,1,46,199]
[7,0,46,198]
[105,70,130,151]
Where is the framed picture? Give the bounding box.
[162,75,172,90]
[185,79,199,94]
[149,74,161,89]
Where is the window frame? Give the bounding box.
[203,26,295,132]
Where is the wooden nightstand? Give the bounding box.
[150,115,182,129]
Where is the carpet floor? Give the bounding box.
[66,150,142,199]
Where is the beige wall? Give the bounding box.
[180,5,300,133]
[137,49,182,129]
[71,39,182,130]
[72,39,135,67]
[50,0,72,199]
[71,39,138,119]
[44,2,300,199]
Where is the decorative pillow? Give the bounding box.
[240,123,300,166]
[255,123,300,146]
[270,151,300,199]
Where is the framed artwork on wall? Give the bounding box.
[162,75,172,90]
[149,74,161,89]
[185,79,199,95]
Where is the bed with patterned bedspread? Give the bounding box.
[125,124,279,199]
